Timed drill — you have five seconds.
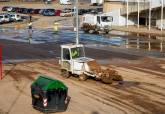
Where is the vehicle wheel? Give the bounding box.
[61,69,70,78]
[105,31,109,34]
[79,74,87,81]
[98,31,102,34]
[113,75,123,81]
[89,30,94,34]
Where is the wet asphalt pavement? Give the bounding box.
[0,28,164,63]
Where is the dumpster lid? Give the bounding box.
[32,76,67,91]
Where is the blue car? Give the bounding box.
[42,9,55,16]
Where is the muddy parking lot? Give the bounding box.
[0,9,165,113]
[0,57,165,114]
[0,1,164,114]
[0,30,165,114]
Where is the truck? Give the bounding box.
[91,0,103,6]
[59,44,123,84]
[81,14,113,34]
[60,0,71,5]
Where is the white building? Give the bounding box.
[104,0,165,30]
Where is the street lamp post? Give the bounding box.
[161,0,164,31]
[137,0,140,29]
[126,0,129,27]
[148,0,151,30]
[76,0,79,45]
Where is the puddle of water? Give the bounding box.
[0,28,164,53]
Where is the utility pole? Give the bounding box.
[126,0,129,28]
[137,0,140,29]
[148,0,151,30]
[161,0,164,31]
[76,0,79,45]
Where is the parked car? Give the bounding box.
[12,7,20,12]
[41,9,55,16]
[25,8,34,14]
[32,9,41,14]
[7,13,21,21]
[0,13,10,24]
[16,7,24,13]
[44,0,52,4]
[55,10,61,16]
[6,6,13,12]
[2,6,9,11]
[60,8,74,17]
[79,9,88,15]
[39,9,44,14]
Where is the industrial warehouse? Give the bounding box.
[0,0,165,114]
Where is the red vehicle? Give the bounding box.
[2,6,9,11]
[55,10,61,16]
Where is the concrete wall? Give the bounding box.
[151,0,165,8]
[103,1,123,12]
[105,9,135,26]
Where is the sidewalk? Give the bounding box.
[112,25,165,37]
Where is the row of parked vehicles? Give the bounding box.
[2,6,103,17]
[0,13,21,24]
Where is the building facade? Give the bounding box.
[103,0,165,30]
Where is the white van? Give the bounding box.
[60,0,71,5]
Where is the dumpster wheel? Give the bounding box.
[61,69,70,78]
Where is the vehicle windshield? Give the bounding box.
[71,47,85,59]
[101,16,113,22]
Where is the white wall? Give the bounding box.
[105,9,135,26]
[151,0,164,8]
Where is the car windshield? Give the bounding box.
[101,16,113,22]
[10,15,14,17]
[71,47,85,59]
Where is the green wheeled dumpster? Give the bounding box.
[31,75,69,113]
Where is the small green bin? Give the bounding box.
[31,75,69,113]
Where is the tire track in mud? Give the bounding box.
[80,92,129,114]
[22,62,143,114]
[12,61,165,114]
[112,82,165,103]
[84,82,165,114]
[54,62,165,112]
[67,75,165,114]
[107,87,165,114]
[0,109,8,114]
[66,79,149,114]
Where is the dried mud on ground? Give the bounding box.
[0,58,165,114]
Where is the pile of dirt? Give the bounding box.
[87,60,101,73]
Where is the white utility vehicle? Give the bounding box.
[59,44,123,84]
[82,14,113,34]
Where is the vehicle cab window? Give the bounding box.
[97,16,100,24]
[63,48,70,60]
